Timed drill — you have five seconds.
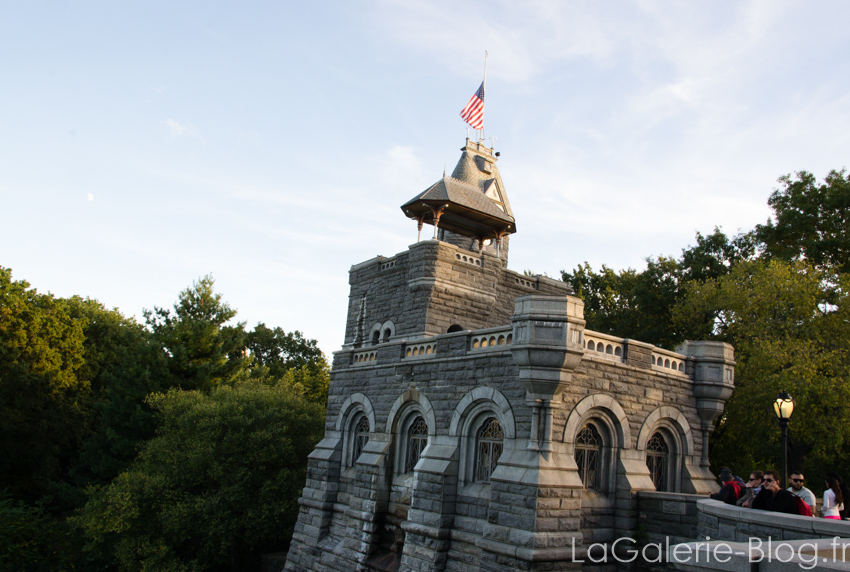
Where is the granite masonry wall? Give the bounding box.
[696,499,850,543]
[285,239,735,572]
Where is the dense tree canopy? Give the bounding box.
[674,261,850,478]
[0,268,91,499]
[0,269,328,570]
[77,382,325,572]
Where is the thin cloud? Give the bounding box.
[164,119,206,145]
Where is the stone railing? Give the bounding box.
[469,327,513,351]
[404,342,437,359]
[352,350,377,365]
[667,499,850,571]
[637,491,703,546]
[652,347,688,376]
[697,498,850,542]
[454,252,482,267]
[583,330,625,362]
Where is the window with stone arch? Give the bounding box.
[405,416,428,473]
[575,422,603,490]
[646,432,670,491]
[349,413,370,467]
[474,417,504,483]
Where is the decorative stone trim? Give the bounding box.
[352,350,377,365]
[563,393,632,448]
[636,406,695,454]
[334,393,376,433]
[449,386,515,439]
[470,328,513,350]
[385,389,437,435]
[583,330,625,361]
[404,343,436,358]
[455,253,482,267]
[651,348,687,374]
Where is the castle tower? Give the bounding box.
[285,138,734,572]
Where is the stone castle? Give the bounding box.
[284,139,736,572]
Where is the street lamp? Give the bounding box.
[773,391,795,487]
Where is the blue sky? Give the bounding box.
[3,1,850,355]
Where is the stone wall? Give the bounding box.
[637,491,702,546]
[696,498,850,542]
[342,240,571,346]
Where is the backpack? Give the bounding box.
[793,495,814,517]
[729,480,742,501]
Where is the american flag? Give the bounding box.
[460,82,485,130]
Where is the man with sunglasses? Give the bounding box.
[787,472,817,512]
[752,471,798,514]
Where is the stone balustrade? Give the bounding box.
[652,347,688,375]
[583,330,625,361]
[469,326,513,351]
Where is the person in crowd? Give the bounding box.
[710,467,742,505]
[826,472,850,519]
[752,470,798,514]
[737,470,764,507]
[787,472,817,512]
[823,476,845,520]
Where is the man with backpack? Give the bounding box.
[710,467,743,505]
[787,472,817,513]
[752,470,800,514]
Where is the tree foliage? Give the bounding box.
[561,228,755,349]
[756,169,850,274]
[674,261,850,482]
[144,274,250,392]
[0,268,91,499]
[77,381,325,572]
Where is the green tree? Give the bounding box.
[756,169,850,274]
[673,260,850,482]
[77,381,325,572]
[561,228,757,349]
[0,493,84,572]
[144,274,249,392]
[277,357,331,405]
[246,323,323,379]
[0,267,92,499]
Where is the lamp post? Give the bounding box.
[773,391,795,487]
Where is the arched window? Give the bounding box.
[474,417,504,483]
[350,414,370,467]
[447,324,463,333]
[646,432,669,491]
[371,330,380,346]
[405,416,428,473]
[575,423,602,490]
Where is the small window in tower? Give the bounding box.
[447,324,463,333]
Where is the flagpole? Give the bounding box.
[480,51,488,141]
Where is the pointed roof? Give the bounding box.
[400,139,516,239]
